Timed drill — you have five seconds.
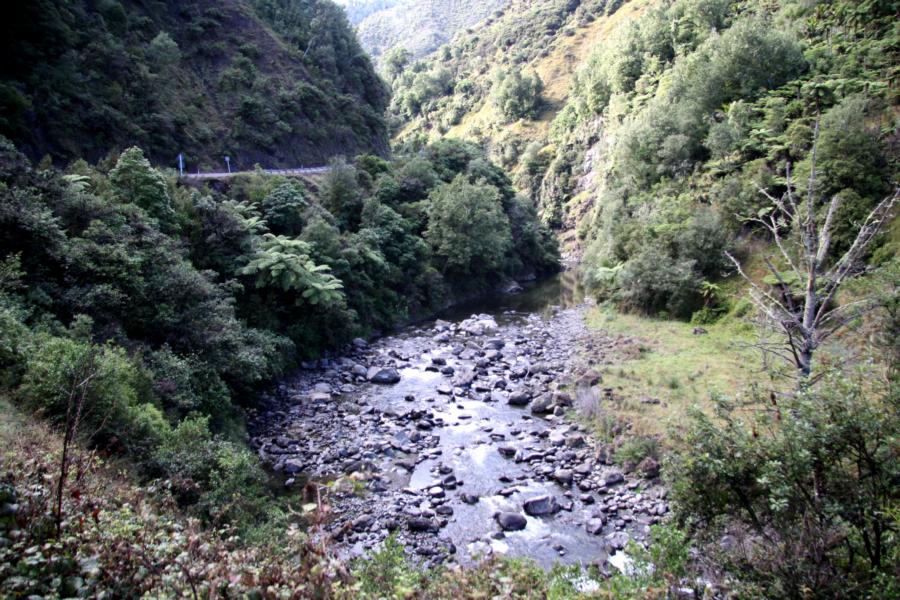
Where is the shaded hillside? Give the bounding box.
[355,0,509,64]
[0,0,389,170]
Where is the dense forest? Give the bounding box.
[389,0,898,320]
[0,0,389,169]
[1,0,898,598]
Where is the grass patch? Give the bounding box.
[584,304,762,439]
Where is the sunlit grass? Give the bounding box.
[583,304,764,439]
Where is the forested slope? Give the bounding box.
[391,0,898,319]
[0,0,389,170]
[354,0,509,64]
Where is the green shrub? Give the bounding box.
[348,534,423,598]
[15,333,179,463]
[109,147,175,227]
[616,247,702,318]
[155,414,272,526]
[261,181,308,236]
[0,299,28,387]
[615,436,660,466]
[668,371,900,597]
[491,69,544,122]
[425,174,512,284]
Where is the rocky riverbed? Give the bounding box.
[248,281,667,571]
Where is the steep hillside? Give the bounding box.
[0,0,388,170]
[387,0,638,250]
[392,0,898,308]
[336,0,402,25]
[354,0,509,64]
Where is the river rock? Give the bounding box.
[553,391,573,407]
[604,470,625,486]
[501,280,523,294]
[495,512,527,531]
[606,531,630,550]
[523,495,561,516]
[585,517,604,535]
[461,316,498,336]
[453,369,475,387]
[577,369,602,387]
[530,394,553,414]
[553,468,574,485]
[367,367,401,384]
[408,517,439,533]
[352,515,374,532]
[485,338,505,350]
[637,457,660,479]
[507,390,531,406]
[396,458,417,472]
[283,459,304,474]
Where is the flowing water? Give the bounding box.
[249,271,668,570]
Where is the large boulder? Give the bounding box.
[367,367,401,384]
[407,517,439,533]
[495,511,527,531]
[460,315,498,336]
[604,470,625,486]
[637,457,661,479]
[577,369,602,388]
[553,468,574,486]
[585,517,605,535]
[606,531,630,550]
[530,394,553,414]
[500,280,524,294]
[523,495,561,516]
[453,368,476,387]
[507,390,531,406]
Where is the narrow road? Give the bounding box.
[180,166,329,180]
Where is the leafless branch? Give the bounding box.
[725,117,899,379]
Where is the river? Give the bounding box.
[247,271,668,571]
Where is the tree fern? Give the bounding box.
[239,234,345,306]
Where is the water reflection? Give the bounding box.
[436,268,586,323]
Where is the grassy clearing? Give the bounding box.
[583,303,763,439]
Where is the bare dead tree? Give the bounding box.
[726,123,898,379]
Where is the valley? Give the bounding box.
[0,0,896,598]
[250,274,665,570]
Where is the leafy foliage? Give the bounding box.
[425,175,512,281]
[492,69,544,123]
[669,372,900,597]
[0,133,557,496]
[240,233,345,306]
[0,0,388,168]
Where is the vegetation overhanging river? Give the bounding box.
[248,270,669,571]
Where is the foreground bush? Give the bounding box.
[668,371,900,597]
[0,401,346,598]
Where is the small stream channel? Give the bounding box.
[248,272,668,570]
